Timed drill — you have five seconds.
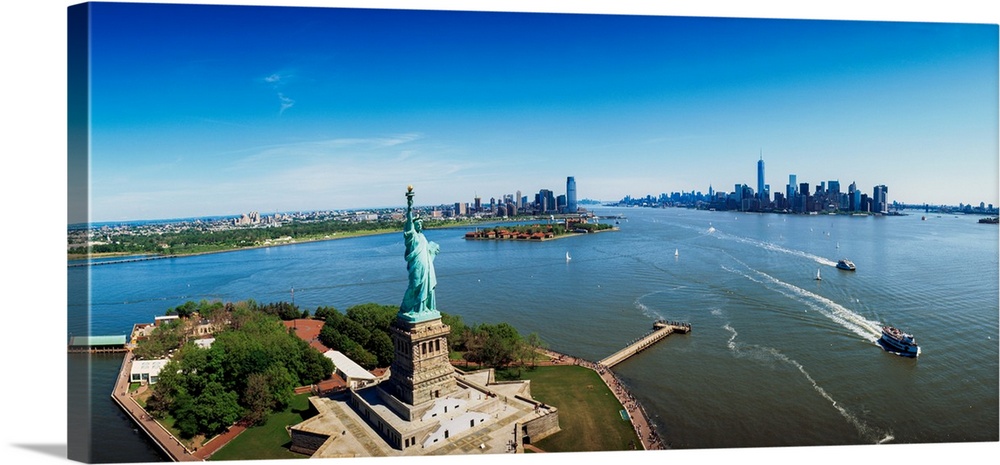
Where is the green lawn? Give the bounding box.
[519,365,640,452]
[208,393,315,461]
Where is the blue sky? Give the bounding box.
[83,2,998,221]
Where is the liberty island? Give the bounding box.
[286,186,561,456]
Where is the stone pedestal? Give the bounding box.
[379,316,457,420]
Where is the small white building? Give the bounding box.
[324,350,376,389]
[154,315,180,326]
[130,359,170,384]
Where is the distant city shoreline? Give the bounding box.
[69,203,999,264]
[67,212,611,263]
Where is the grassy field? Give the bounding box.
[519,365,640,452]
[208,393,314,461]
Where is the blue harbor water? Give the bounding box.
[70,207,999,461]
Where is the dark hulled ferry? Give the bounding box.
[878,326,920,358]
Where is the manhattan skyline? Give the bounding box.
[78,2,998,223]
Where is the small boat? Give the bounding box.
[836,259,856,271]
[877,326,920,357]
[815,268,821,281]
[565,251,571,262]
[674,248,679,257]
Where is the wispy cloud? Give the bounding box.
[262,71,296,115]
[212,133,481,208]
[233,134,426,166]
[278,92,295,114]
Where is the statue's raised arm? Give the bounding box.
[398,185,441,323]
[404,185,415,229]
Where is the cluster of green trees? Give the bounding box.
[573,222,614,233]
[480,221,612,237]
[439,314,544,374]
[497,224,568,235]
[317,303,397,369]
[132,318,187,360]
[135,297,544,439]
[313,304,544,374]
[141,304,332,438]
[169,299,308,321]
[165,300,224,319]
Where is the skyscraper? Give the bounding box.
[566,176,577,213]
[799,182,810,213]
[848,181,857,211]
[538,189,555,213]
[828,180,840,196]
[873,185,888,214]
[757,154,766,203]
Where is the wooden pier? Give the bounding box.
[598,321,690,368]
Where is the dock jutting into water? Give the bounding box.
[598,320,691,368]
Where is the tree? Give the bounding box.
[319,325,349,351]
[441,312,467,351]
[167,301,198,318]
[298,346,334,384]
[461,322,527,369]
[181,381,242,437]
[263,364,296,411]
[319,325,378,369]
[367,330,394,367]
[334,316,372,347]
[197,299,225,321]
[313,306,339,321]
[258,301,305,320]
[243,373,273,426]
[134,319,186,359]
[346,303,396,332]
[524,332,544,368]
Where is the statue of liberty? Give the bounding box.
[399,185,441,323]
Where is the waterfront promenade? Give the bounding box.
[110,354,203,461]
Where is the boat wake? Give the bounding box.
[633,288,687,320]
[722,263,881,343]
[719,232,838,267]
[723,324,894,444]
[674,222,835,266]
[634,296,664,320]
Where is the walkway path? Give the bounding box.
[110,354,202,461]
[192,423,248,460]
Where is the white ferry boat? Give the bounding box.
[877,326,920,358]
